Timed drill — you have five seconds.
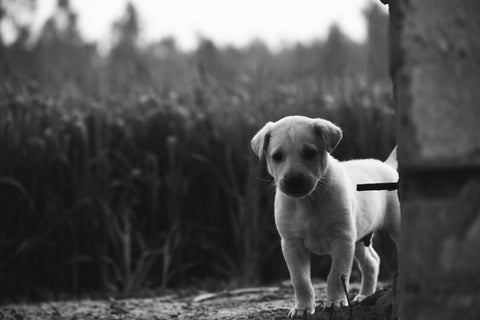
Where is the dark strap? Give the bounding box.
[357,182,398,191]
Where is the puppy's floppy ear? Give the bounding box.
[313,119,342,153]
[251,122,274,159]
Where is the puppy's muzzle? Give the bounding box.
[279,172,315,198]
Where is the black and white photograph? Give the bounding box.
[1,0,479,319]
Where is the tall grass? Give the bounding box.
[0,77,396,301]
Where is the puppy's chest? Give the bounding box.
[303,216,334,255]
[277,205,335,255]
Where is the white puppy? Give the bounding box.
[251,115,400,318]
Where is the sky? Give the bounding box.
[27,0,387,51]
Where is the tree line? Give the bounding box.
[0,0,389,98]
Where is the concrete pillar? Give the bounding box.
[388,0,480,319]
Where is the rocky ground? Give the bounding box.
[0,282,394,320]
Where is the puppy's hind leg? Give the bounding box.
[388,222,401,252]
[386,194,401,251]
[352,241,380,303]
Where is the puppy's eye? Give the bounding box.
[271,152,284,163]
[302,147,317,159]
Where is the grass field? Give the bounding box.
[0,76,396,301]
[0,0,396,301]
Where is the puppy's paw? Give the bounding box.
[324,298,348,309]
[288,305,315,319]
[352,294,368,304]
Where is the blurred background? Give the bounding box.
[0,0,397,302]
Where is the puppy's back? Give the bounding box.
[341,159,399,232]
[341,159,398,186]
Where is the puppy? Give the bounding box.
[251,116,400,318]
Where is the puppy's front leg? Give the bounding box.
[326,239,355,307]
[282,238,315,318]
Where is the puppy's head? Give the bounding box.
[251,116,342,199]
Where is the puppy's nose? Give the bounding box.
[284,174,306,189]
[281,173,311,196]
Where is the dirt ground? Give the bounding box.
[0,282,394,320]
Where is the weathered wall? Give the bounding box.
[396,0,480,168]
[389,0,480,319]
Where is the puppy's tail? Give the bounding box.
[384,146,398,170]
